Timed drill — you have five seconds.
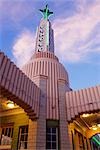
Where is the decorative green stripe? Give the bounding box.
[92,136,100,146]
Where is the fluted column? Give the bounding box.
[33,76,47,150]
[58,80,72,150]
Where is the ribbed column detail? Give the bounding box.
[66,85,100,121]
[22,52,69,120]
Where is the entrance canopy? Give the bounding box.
[0,52,40,120]
[66,85,100,121]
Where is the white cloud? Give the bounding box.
[12,0,100,66]
[12,29,35,67]
[53,0,100,63]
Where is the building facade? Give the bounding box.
[0,5,100,150]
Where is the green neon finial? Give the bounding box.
[39,4,53,20]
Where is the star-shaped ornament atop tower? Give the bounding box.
[39,4,53,20]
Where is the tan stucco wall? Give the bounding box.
[0,113,29,150]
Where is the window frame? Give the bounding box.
[46,121,59,150]
[75,129,85,150]
[0,123,14,146]
[17,125,28,150]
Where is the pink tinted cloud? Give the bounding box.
[12,29,35,67]
[53,0,100,63]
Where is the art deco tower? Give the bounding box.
[35,4,54,53]
[22,5,72,150]
[0,4,99,150]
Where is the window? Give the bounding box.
[17,125,28,150]
[71,131,75,150]
[75,130,85,150]
[0,125,13,145]
[46,127,58,150]
[78,133,84,149]
[84,137,89,150]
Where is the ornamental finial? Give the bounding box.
[39,4,53,20]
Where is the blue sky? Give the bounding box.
[0,0,100,90]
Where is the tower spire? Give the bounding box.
[39,4,53,20]
[35,5,54,53]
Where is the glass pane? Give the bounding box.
[21,135,24,141]
[26,126,28,133]
[25,134,28,141]
[24,142,27,149]
[20,141,25,149]
[2,128,4,135]
[5,128,8,136]
[11,128,13,138]
[8,128,11,137]
[52,128,56,134]
[47,134,51,141]
[52,142,56,149]
[52,135,56,141]
[21,127,25,133]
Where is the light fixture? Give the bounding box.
[92,125,97,131]
[97,124,100,128]
[82,113,90,118]
[7,101,14,108]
